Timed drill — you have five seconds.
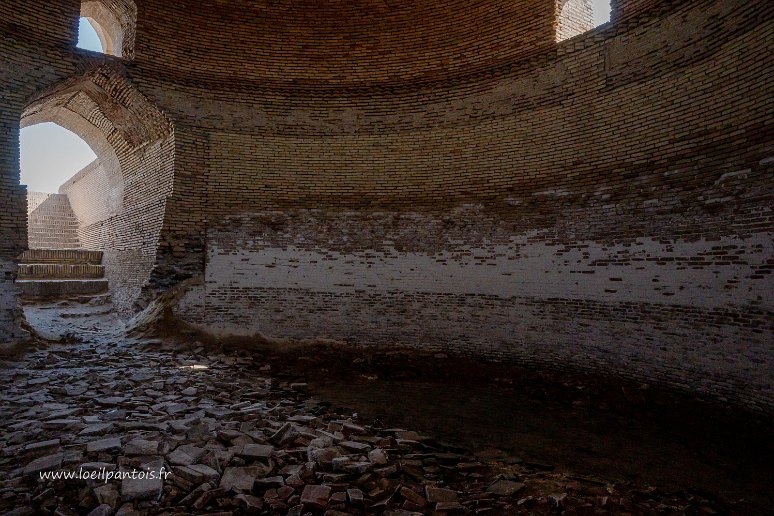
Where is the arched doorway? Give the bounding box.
[17,66,174,314]
[21,122,103,251]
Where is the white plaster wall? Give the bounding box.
[203,234,772,310]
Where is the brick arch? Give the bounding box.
[22,101,122,198]
[80,0,137,58]
[20,66,174,314]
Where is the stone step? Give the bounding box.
[27,226,80,233]
[27,234,81,241]
[18,249,103,265]
[17,263,105,280]
[26,240,82,250]
[16,279,109,299]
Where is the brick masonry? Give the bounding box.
[556,0,594,41]
[26,192,82,249]
[59,159,122,228]
[19,67,174,314]
[0,0,772,412]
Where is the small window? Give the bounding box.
[77,17,107,53]
[77,0,136,59]
[556,0,612,42]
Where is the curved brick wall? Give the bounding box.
[1,0,772,413]
[134,0,557,89]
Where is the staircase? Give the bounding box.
[27,193,82,249]
[18,192,110,300]
[16,250,109,299]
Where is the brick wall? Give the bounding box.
[611,0,662,23]
[20,68,175,314]
[0,0,80,49]
[59,159,122,227]
[0,89,29,348]
[160,0,773,412]
[26,192,81,249]
[134,0,558,89]
[556,0,594,41]
[0,0,772,412]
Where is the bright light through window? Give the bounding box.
[20,123,97,193]
[593,0,611,26]
[77,17,104,53]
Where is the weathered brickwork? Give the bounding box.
[1,0,772,412]
[176,165,773,411]
[0,45,37,347]
[611,0,661,23]
[134,0,559,90]
[0,0,80,49]
[556,0,594,41]
[80,0,137,59]
[59,159,122,227]
[26,192,82,249]
[20,67,174,314]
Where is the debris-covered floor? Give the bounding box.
[0,299,771,515]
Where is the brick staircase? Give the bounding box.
[18,193,110,300]
[27,193,82,249]
[16,249,109,299]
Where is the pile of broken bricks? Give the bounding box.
[0,338,731,515]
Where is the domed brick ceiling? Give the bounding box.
[136,0,557,88]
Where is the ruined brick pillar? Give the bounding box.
[0,99,30,348]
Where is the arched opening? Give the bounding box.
[78,17,109,54]
[556,0,612,41]
[21,123,97,194]
[20,123,102,251]
[78,0,137,59]
[16,67,174,315]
